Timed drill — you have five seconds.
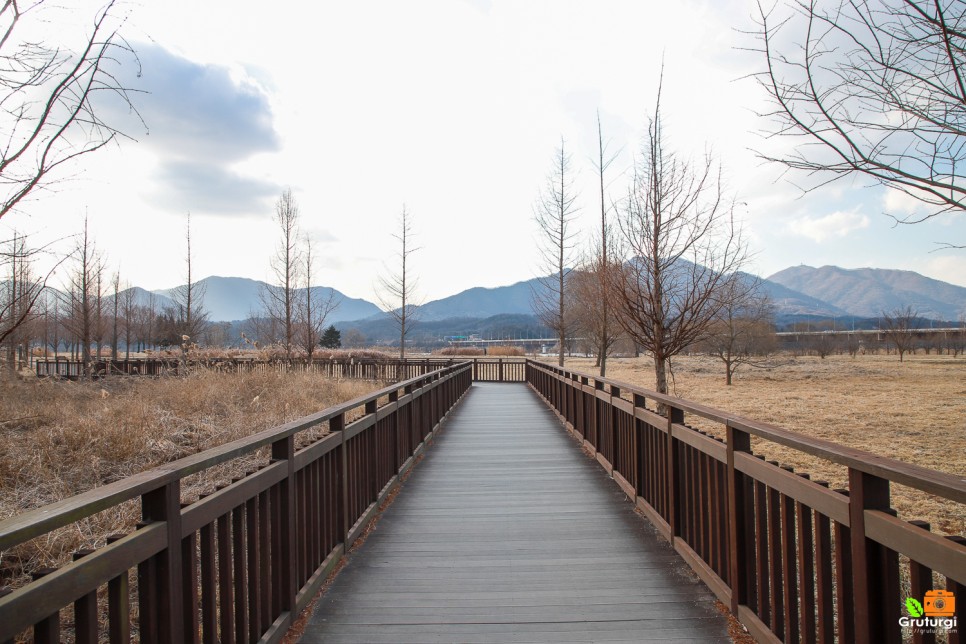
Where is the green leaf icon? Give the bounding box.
[906,597,924,617]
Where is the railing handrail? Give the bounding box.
[0,362,473,551]
[524,358,965,644]
[524,360,966,504]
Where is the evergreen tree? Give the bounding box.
[320,325,341,349]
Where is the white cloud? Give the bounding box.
[882,187,929,216]
[921,255,966,288]
[98,43,281,217]
[788,209,870,242]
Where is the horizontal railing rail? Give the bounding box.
[35,357,527,382]
[525,359,965,644]
[0,362,473,643]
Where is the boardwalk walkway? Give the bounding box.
[301,383,731,643]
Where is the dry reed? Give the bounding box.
[561,353,966,536]
[0,370,378,588]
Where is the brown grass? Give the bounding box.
[433,346,525,357]
[560,353,966,536]
[486,345,525,356]
[433,347,485,356]
[0,370,379,587]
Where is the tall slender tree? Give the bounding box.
[298,235,338,359]
[62,217,105,377]
[591,113,621,376]
[171,213,208,341]
[532,138,579,367]
[262,189,302,359]
[378,206,420,359]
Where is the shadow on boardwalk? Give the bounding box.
[301,383,731,643]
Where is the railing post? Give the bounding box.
[141,481,184,644]
[610,384,621,470]
[404,383,415,453]
[726,423,752,614]
[365,399,378,501]
[331,413,348,543]
[271,435,297,616]
[848,468,897,644]
[633,393,646,499]
[389,390,400,472]
[666,405,683,539]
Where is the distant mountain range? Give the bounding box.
[132,266,963,335]
[766,265,966,321]
[150,276,382,323]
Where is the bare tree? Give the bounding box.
[107,271,119,360]
[120,281,136,360]
[297,235,338,359]
[0,0,141,221]
[377,206,420,359]
[880,305,919,361]
[612,78,747,396]
[699,278,776,385]
[262,189,302,359]
[570,239,622,372]
[532,138,579,367]
[2,232,37,371]
[171,213,208,341]
[591,113,621,376]
[61,217,105,377]
[752,0,966,230]
[342,328,366,349]
[137,292,158,352]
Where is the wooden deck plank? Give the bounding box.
[301,383,731,642]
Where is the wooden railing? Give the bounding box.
[0,362,472,643]
[35,357,527,382]
[526,360,966,644]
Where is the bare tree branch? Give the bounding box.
[0,0,143,220]
[750,0,966,229]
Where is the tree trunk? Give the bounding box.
[654,354,668,395]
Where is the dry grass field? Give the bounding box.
[561,353,966,536]
[0,370,379,587]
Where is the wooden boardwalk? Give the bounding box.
[301,383,731,643]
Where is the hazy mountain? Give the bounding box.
[123,286,176,311]
[413,278,543,321]
[153,276,382,323]
[95,264,966,327]
[767,265,966,320]
[747,275,850,317]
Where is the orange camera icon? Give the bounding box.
[924,590,956,617]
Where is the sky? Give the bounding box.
[4,0,965,305]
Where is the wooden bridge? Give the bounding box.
[1,359,964,643]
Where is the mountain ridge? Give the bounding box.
[136,265,964,325]
[767,265,966,320]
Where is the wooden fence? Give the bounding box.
[34,357,527,382]
[0,362,472,643]
[526,360,965,644]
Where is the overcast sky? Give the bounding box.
[5,0,965,305]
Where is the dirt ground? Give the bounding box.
[559,353,966,536]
